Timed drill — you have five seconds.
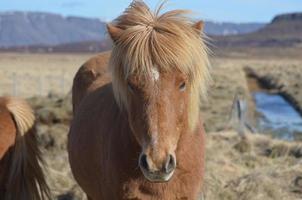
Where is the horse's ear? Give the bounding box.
[107,24,123,43]
[192,21,204,34]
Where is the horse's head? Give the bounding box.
[123,67,189,182]
[108,1,210,182]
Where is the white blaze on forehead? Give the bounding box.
[150,67,160,81]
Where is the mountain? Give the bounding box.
[0,11,265,47]
[2,11,301,52]
[204,21,264,36]
[0,11,106,47]
[0,40,112,53]
[214,12,302,47]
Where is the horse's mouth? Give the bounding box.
[140,168,175,183]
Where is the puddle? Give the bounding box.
[253,92,302,140]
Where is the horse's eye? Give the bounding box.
[179,82,186,91]
[128,82,135,92]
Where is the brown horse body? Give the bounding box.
[69,53,205,200]
[0,97,50,200]
[69,1,210,200]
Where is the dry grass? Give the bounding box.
[1,52,302,199]
[204,132,302,200]
[0,53,94,97]
[201,57,302,132]
[26,87,302,200]
[215,47,302,60]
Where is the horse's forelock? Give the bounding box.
[110,0,211,131]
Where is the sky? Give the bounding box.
[0,0,301,23]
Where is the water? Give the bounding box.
[253,92,302,140]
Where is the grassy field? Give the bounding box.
[29,93,302,200]
[0,53,94,97]
[1,49,302,199]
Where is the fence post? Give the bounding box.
[61,70,65,94]
[12,73,17,96]
[39,75,43,96]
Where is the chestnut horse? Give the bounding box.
[68,1,210,199]
[0,97,50,200]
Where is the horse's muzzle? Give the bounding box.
[139,154,176,182]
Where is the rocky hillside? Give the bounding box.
[214,12,302,47]
[272,13,302,23]
[0,12,106,47]
[257,13,302,40]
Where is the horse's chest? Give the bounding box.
[121,177,194,200]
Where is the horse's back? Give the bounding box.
[72,51,111,112]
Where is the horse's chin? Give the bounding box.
[141,169,175,183]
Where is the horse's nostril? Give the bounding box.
[140,154,149,171]
[164,154,176,173]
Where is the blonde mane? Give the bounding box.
[110,0,210,130]
[5,97,35,136]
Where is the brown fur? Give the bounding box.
[69,1,209,199]
[0,97,50,200]
[72,51,111,113]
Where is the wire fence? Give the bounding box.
[0,71,73,97]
